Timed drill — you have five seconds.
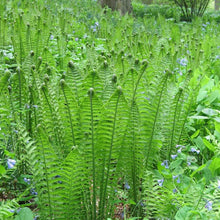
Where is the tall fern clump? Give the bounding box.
[1,0,220,219]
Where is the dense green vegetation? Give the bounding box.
[0,0,220,219]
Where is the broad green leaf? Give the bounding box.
[194,136,205,151]
[208,158,220,175]
[189,116,208,120]
[14,207,33,220]
[175,206,192,220]
[206,91,220,104]
[202,138,215,152]
[191,130,200,139]
[128,200,136,205]
[214,117,220,123]
[191,164,206,177]
[215,121,220,133]
[0,165,6,175]
[202,108,218,116]
[197,91,207,102]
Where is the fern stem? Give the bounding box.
[39,134,53,220]
[89,88,96,220]
[42,88,62,155]
[99,89,121,219]
[145,73,169,168]
[61,85,76,146]
[131,103,137,204]
[17,67,22,121]
[168,89,182,159]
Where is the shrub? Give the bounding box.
[173,0,211,21]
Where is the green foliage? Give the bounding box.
[0,0,220,219]
[132,2,180,21]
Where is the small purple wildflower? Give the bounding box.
[7,159,16,169]
[30,188,38,195]
[33,105,38,108]
[177,148,182,154]
[50,35,54,40]
[205,201,213,211]
[173,175,178,180]
[187,161,191,166]
[75,37,79,42]
[24,178,31,184]
[176,145,182,148]
[191,148,200,154]
[125,182,130,190]
[173,175,180,183]
[177,58,188,66]
[217,180,220,189]
[171,154,177,160]
[173,188,177,193]
[161,160,169,169]
[158,179,164,187]
[176,177,180,183]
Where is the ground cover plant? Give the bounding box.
[0,0,220,219]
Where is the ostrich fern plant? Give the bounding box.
[1,0,217,219]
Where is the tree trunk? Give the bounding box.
[215,0,220,10]
[100,0,132,15]
[142,0,153,4]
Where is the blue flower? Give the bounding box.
[173,188,177,193]
[176,177,180,183]
[30,188,38,195]
[125,182,130,190]
[190,148,196,152]
[191,148,200,154]
[24,178,31,184]
[177,148,182,154]
[171,154,177,160]
[173,175,180,183]
[205,201,213,211]
[177,58,188,66]
[157,179,164,187]
[7,159,16,169]
[75,37,79,42]
[50,35,54,40]
[173,175,178,180]
[161,160,169,169]
[176,145,183,148]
